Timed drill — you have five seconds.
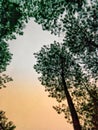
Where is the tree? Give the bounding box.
[34,42,85,130]
[62,1,98,77]
[0,40,13,88]
[61,3,98,128]
[0,0,97,129]
[0,0,28,42]
[34,41,98,129]
[0,111,16,130]
[32,1,98,128]
[53,81,98,129]
[31,0,98,76]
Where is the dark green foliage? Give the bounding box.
[34,42,83,91]
[0,0,25,41]
[61,1,98,78]
[0,41,12,72]
[0,41,12,88]
[0,74,13,89]
[32,0,86,33]
[31,0,98,78]
[0,111,16,130]
[0,0,25,88]
[34,42,98,129]
[34,42,89,129]
[53,83,98,129]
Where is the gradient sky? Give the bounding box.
[0,19,73,130]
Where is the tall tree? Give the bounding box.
[34,41,98,129]
[61,3,98,128]
[32,1,98,128]
[34,42,85,130]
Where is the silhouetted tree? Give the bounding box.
[32,1,98,129]
[34,41,98,129]
[34,42,84,130]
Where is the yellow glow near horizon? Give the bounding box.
[0,19,73,130]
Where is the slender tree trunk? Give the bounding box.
[60,56,81,130]
[61,72,81,130]
[92,91,98,130]
[93,100,98,130]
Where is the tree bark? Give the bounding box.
[93,100,98,130]
[60,56,81,130]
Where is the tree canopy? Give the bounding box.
[32,0,98,77]
[33,0,98,129]
[32,0,86,32]
[34,42,98,129]
[34,42,82,129]
[0,0,98,129]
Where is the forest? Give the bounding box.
[0,0,98,130]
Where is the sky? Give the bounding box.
[0,19,73,130]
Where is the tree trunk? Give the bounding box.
[84,85,98,129]
[93,100,98,130]
[61,72,81,130]
[92,90,98,130]
[0,123,4,130]
[60,56,81,130]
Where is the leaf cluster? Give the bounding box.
[0,111,16,130]
[0,0,26,41]
[31,0,86,33]
[0,41,12,73]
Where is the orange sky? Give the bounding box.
[0,19,73,130]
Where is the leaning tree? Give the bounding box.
[34,41,98,129]
[34,42,95,129]
[32,1,98,129]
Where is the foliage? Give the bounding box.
[0,0,26,41]
[34,42,94,129]
[31,0,98,77]
[0,0,27,88]
[53,83,98,129]
[32,0,86,33]
[0,0,97,129]
[34,40,98,129]
[0,40,12,88]
[0,74,13,89]
[62,1,98,78]
[34,42,83,91]
[33,1,98,128]
[0,111,16,130]
[30,0,98,78]
[0,41,12,72]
